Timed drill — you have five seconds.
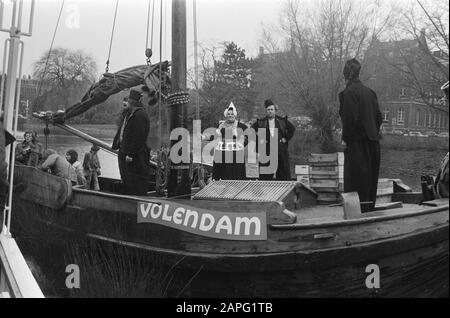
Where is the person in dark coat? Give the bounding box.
[339,58,382,212]
[210,103,248,180]
[251,99,296,180]
[112,89,151,196]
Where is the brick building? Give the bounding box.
[364,31,449,133]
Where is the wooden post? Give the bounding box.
[167,0,191,197]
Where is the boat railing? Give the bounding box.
[0,230,44,298]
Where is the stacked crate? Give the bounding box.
[308,153,344,204]
[295,165,310,187]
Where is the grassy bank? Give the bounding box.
[380,135,449,151]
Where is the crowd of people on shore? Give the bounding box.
[15,131,101,190]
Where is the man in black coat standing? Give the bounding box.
[339,58,382,212]
[112,89,151,195]
[252,100,296,180]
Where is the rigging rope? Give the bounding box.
[193,0,200,121]
[105,0,120,73]
[192,0,205,182]
[36,0,65,101]
[151,0,156,49]
[145,0,155,64]
[158,0,163,146]
[145,0,152,51]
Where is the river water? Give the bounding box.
[38,134,121,179]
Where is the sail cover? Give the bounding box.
[44,61,170,122]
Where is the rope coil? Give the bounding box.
[167,91,190,106]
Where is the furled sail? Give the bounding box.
[34,61,170,123]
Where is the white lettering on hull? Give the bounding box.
[137,201,267,241]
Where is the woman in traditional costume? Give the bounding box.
[211,103,248,180]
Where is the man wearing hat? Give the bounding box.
[339,58,382,212]
[251,99,296,180]
[112,88,151,195]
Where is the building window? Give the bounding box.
[400,88,407,98]
[382,109,389,123]
[428,111,432,127]
[438,114,441,128]
[416,110,420,126]
[397,108,405,125]
[433,112,437,127]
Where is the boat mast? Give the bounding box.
[167,0,191,197]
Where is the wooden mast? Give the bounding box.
[167,0,191,197]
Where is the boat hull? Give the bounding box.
[12,199,449,297]
[12,166,449,297]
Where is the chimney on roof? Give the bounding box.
[259,46,264,56]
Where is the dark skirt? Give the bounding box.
[212,149,246,180]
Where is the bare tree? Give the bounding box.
[32,48,97,112]
[388,0,449,113]
[188,43,257,127]
[259,0,392,151]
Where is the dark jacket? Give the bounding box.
[251,115,296,152]
[251,115,296,180]
[339,79,382,143]
[112,106,150,157]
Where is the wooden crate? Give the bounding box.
[309,178,340,189]
[296,175,310,186]
[295,165,310,175]
[295,165,310,187]
[310,165,339,175]
[309,152,344,166]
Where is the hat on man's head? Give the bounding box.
[343,58,361,80]
[264,99,275,108]
[128,89,142,102]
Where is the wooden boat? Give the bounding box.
[9,0,449,298]
[12,164,449,297]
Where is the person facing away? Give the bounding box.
[83,144,101,191]
[66,149,87,188]
[15,131,42,167]
[210,102,248,181]
[112,89,151,196]
[251,99,296,181]
[338,58,382,212]
[41,149,78,185]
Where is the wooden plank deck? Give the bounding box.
[293,200,449,225]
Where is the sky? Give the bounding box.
[0,0,283,77]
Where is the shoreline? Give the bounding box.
[23,122,118,139]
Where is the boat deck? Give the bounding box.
[293,199,449,226]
